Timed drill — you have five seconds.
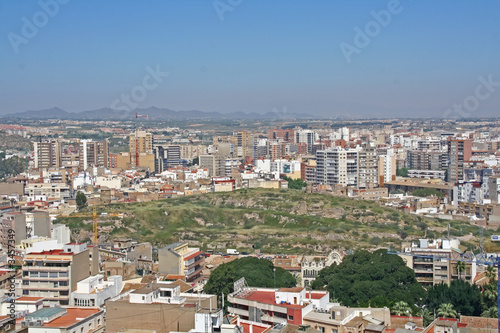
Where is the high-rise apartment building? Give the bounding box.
[78,140,108,171]
[407,150,447,171]
[129,131,154,170]
[154,145,182,173]
[236,131,253,158]
[295,129,318,154]
[33,140,61,169]
[316,148,359,187]
[377,149,396,186]
[358,145,378,189]
[447,139,472,183]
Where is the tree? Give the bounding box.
[425,280,482,316]
[437,303,458,318]
[486,266,496,281]
[0,155,26,179]
[76,191,87,210]
[391,301,412,316]
[455,261,466,280]
[396,168,408,177]
[283,176,306,190]
[417,308,434,327]
[481,306,498,318]
[204,257,296,307]
[312,250,425,307]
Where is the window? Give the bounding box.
[288,315,294,321]
[332,329,338,333]
[318,327,325,333]
[59,281,68,286]
[39,272,48,278]
[50,272,58,278]
[23,280,29,285]
[30,271,38,277]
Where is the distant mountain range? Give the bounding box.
[3,107,318,121]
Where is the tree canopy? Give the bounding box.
[204,257,296,305]
[396,168,408,177]
[282,176,307,190]
[311,250,425,307]
[76,191,87,210]
[0,155,26,180]
[425,280,482,316]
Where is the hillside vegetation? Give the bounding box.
[56,188,500,253]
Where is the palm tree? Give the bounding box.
[486,266,497,282]
[455,261,466,281]
[437,303,458,318]
[481,306,498,318]
[417,308,434,327]
[391,301,412,316]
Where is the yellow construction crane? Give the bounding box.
[55,203,121,246]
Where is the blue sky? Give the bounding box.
[0,0,499,118]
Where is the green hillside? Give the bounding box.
[57,188,500,254]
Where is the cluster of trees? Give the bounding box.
[312,250,425,307]
[204,251,498,321]
[313,250,498,321]
[204,257,297,307]
[0,155,26,180]
[283,176,307,190]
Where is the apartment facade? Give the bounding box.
[227,285,329,326]
[33,140,61,169]
[158,242,205,282]
[129,130,154,169]
[0,211,51,248]
[401,238,476,287]
[447,139,472,184]
[78,140,108,170]
[316,148,359,187]
[21,243,90,306]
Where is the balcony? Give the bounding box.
[23,266,70,271]
[416,277,433,283]
[228,306,249,317]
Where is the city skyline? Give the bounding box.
[1,1,499,118]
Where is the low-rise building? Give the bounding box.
[158,242,205,282]
[105,281,220,333]
[21,243,90,306]
[21,307,104,333]
[227,283,329,326]
[70,275,122,307]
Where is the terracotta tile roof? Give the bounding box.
[43,308,101,328]
[16,296,44,302]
